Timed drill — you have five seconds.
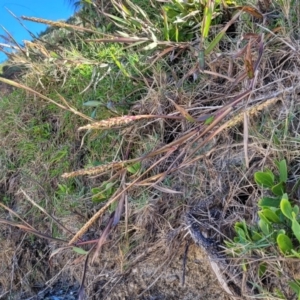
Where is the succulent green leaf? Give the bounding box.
[293,205,300,215]
[291,212,300,243]
[235,227,246,242]
[277,233,293,255]
[258,211,271,225]
[254,171,274,188]
[271,182,285,196]
[266,169,275,179]
[234,221,251,241]
[258,197,281,208]
[280,195,293,220]
[251,230,263,241]
[288,280,300,297]
[261,208,280,223]
[258,218,270,236]
[279,160,288,183]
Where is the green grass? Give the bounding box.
[0,17,149,222]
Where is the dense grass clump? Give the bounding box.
[1,0,300,299]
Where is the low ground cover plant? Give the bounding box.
[226,160,300,298]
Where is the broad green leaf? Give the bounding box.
[83,100,102,107]
[234,220,254,242]
[72,247,88,255]
[235,221,248,234]
[293,205,300,215]
[291,212,300,243]
[258,211,271,225]
[261,208,280,223]
[279,160,288,183]
[251,230,263,241]
[265,169,275,180]
[271,182,285,196]
[105,182,115,195]
[254,171,274,188]
[258,197,281,208]
[258,218,270,236]
[277,233,293,255]
[280,195,293,220]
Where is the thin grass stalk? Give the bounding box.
[21,16,109,35]
[0,219,68,243]
[0,202,34,230]
[0,77,91,121]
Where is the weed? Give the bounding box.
[226,160,300,298]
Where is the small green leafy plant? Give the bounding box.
[226,160,300,298]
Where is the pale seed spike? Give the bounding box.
[61,161,126,178]
[78,115,154,131]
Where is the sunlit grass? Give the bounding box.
[1,0,300,298]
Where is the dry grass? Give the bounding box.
[1,0,300,299]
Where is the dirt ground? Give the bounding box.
[0,203,229,300]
